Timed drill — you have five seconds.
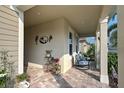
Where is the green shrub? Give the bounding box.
[0,75,7,88]
[0,70,7,88]
[108,52,118,74]
[16,73,28,82]
[86,44,95,57]
[0,70,6,74]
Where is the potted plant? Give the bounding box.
[52,58,61,74]
[16,73,30,88]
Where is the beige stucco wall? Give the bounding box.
[118,6,124,88]
[63,19,79,73]
[25,18,78,73]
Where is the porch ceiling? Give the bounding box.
[16,5,35,11]
[24,5,102,36]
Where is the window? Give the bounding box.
[68,32,73,55]
[69,44,72,55]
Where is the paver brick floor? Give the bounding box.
[27,63,109,88]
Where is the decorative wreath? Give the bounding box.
[39,36,49,44]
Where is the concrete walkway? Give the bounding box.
[27,63,109,88]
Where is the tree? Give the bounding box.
[108,23,117,32]
[86,44,95,59]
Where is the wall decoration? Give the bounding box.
[35,35,53,45]
[35,35,39,45]
[39,36,49,44]
[49,35,53,42]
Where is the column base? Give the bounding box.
[100,75,109,85]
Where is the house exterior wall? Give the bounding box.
[63,19,79,73]
[0,5,19,75]
[25,18,78,73]
[25,18,65,70]
[118,6,124,88]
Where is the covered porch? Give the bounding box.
[27,63,109,88]
[16,5,116,87]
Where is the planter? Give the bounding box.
[18,80,30,88]
[16,73,30,88]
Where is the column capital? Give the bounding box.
[100,16,109,24]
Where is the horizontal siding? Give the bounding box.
[8,56,18,63]
[0,16,18,27]
[8,51,18,56]
[0,6,18,17]
[0,46,18,51]
[0,49,18,59]
[0,28,18,36]
[0,11,18,23]
[0,43,18,46]
[0,32,18,37]
[0,5,19,75]
[0,34,18,41]
[0,27,18,32]
[0,39,18,42]
[0,49,18,60]
[0,22,18,31]
[0,40,18,45]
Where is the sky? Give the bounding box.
[86,14,117,44]
[86,37,96,44]
[108,14,117,27]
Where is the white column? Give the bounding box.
[96,31,100,69]
[10,6,24,74]
[18,11,24,74]
[100,17,109,85]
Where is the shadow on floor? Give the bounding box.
[52,73,72,88]
[75,67,100,81]
[75,65,89,70]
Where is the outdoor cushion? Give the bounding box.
[78,61,89,65]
